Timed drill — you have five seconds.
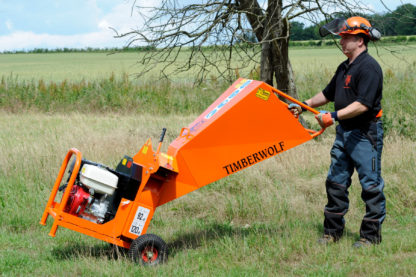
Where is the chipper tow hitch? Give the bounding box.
[40,78,325,265]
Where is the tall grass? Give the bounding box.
[0,73,226,115]
[0,113,415,276]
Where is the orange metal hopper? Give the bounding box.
[158,78,323,205]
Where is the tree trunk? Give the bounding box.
[260,0,279,86]
[258,1,298,100]
[260,39,273,85]
[259,3,306,126]
[272,17,298,102]
[241,0,301,117]
[236,0,265,42]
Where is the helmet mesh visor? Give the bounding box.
[319,18,347,37]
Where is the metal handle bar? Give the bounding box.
[271,88,326,138]
[159,128,167,142]
[39,148,82,236]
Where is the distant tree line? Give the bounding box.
[290,3,416,41]
[0,46,156,54]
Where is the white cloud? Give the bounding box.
[0,1,161,51]
[98,20,111,30]
[0,30,128,51]
[5,20,13,31]
[99,1,162,34]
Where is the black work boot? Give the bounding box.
[353,238,373,248]
[317,234,336,245]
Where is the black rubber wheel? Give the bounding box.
[128,234,168,265]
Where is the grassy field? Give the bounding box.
[0,113,415,276]
[0,44,415,82]
[0,52,140,82]
[0,45,416,275]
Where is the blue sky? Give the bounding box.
[0,0,153,51]
[0,0,414,51]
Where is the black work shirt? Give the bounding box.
[322,50,383,130]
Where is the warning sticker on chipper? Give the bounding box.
[256,88,270,100]
[129,206,150,236]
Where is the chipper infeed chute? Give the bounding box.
[158,78,323,205]
[40,78,324,265]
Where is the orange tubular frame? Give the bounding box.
[40,78,326,250]
[271,87,326,138]
[40,148,82,236]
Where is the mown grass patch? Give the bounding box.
[0,113,415,276]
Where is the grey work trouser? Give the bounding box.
[324,120,386,243]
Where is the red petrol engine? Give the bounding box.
[64,184,91,216]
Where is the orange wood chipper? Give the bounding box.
[40,78,325,265]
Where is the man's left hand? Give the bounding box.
[315,112,334,128]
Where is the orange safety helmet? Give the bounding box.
[319,16,381,41]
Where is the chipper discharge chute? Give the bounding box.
[40,78,325,265]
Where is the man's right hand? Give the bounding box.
[315,112,334,128]
[288,103,303,117]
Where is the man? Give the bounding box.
[289,17,385,247]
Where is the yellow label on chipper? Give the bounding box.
[256,88,270,100]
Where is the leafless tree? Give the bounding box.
[116,0,373,98]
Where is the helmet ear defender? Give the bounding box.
[359,23,381,41]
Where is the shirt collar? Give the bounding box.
[342,49,368,69]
